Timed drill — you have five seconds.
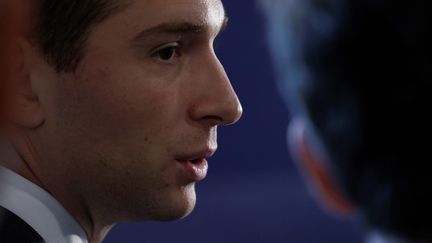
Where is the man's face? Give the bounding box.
[31,0,242,222]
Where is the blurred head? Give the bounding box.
[7,0,242,226]
[262,0,431,241]
[0,0,15,123]
[0,0,33,127]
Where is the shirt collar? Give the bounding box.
[0,165,88,243]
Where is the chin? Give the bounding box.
[151,184,197,221]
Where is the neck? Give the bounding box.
[0,137,44,188]
[57,194,114,243]
[0,136,114,242]
[88,225,113,243]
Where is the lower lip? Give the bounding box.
[175,159,208,183]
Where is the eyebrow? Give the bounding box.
[133,16,229,41]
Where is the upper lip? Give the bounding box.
[175,148,216,162]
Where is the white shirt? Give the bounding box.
[0,165,88,243]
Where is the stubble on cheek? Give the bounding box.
[49,54,193,221]
[78,137,178,221]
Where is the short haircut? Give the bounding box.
[265,0,432,241]
[36,0,124,72]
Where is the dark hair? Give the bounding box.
[37,0,124,72]
[266,0,432,241]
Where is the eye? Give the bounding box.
[152,43,182,62]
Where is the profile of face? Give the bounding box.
[18,0,242,224]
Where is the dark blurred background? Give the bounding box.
[105,2,364,242]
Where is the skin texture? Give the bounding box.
[3,0,242,242]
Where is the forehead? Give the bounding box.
[119,0,226,30]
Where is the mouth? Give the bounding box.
[175,149,215,183]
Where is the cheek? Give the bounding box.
[54,64,179,141]
[43,65,183,193]
[45,62,186,185]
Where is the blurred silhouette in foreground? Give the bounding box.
[0,0,24,124]
[261,0,431,242]
[0,0,13,122]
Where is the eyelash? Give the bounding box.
[150,38,221,64]
[151,42,183,63]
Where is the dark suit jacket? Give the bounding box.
[0,205,44,243]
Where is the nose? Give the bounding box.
[188,53,243,127]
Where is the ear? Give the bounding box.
[288,117,354,216]
[8,37,45,129]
